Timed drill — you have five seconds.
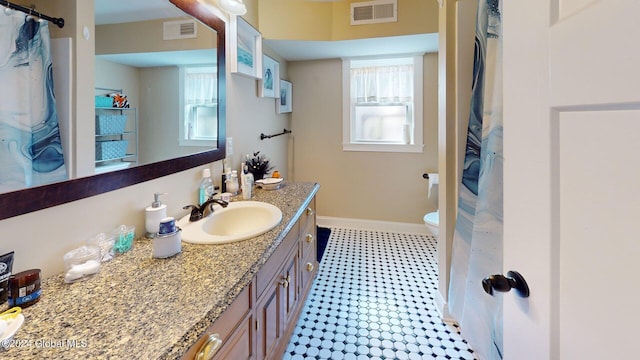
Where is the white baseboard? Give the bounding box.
[316,216,429,235]
[435,289,455,322]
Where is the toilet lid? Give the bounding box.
[423,211,439,226]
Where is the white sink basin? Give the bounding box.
[178,201,283,244]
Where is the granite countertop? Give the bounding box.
[1,182,320,359]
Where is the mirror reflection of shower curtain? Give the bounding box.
[448,0,503,359]
[0,11,67,192]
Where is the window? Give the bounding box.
[342,56,423,152]
[179,65,218,146]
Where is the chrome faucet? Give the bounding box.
[183,197,229,222]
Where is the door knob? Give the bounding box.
[482,271,530,298]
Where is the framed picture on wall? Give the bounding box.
[259,55,280,98]
[277,80,292,114]
[230,16,263,79]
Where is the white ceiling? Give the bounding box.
[96,49,218,68]
[94,0,438,65]
[264,33,438,61]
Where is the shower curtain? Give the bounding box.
[448,0,503,359]
[0,10,67,192]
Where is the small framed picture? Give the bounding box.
[230,16,262,79]
[259,55,280,98]
[277,80,292,114]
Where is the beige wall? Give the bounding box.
[330,0,438,40]
[137,66,212,163]
[288,54,439,224]
[225,47,291,180]
[95,18,216,55]
[95,59,139,108]
[258,0,438,41]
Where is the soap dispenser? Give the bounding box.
[145,192,167,237]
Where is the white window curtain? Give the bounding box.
[184,72,216,106]
[350,64,413,104]
[183,69,217,142]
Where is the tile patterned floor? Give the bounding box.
[284,228,476,360]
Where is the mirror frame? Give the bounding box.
[0,0,226,221]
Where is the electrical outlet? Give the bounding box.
[226,137,233,156]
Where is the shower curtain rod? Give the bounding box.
[0,0,64,28]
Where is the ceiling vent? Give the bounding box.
[163,20,197,40]
[351,0,397,25]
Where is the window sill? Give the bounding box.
[342,143,424,153]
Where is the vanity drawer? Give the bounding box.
[299,198,316,235]
[300,215,316,263]
[300,249,317,301]
[182,284,252,360]
[256,221,299,298]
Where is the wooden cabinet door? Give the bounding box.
[213,313,253,360]
[255,283,283,360]
[255,245,298,360]
[283,250,298,326]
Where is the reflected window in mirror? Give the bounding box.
[179,65,218,147]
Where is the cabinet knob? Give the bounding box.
[305,234,314,243]
[306,207,314,216]
[280,275,291,288]
[305,262,314,272]
[196,333,222,360]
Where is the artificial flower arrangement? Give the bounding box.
[245,151,274,180]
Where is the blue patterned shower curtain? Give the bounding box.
[448,0,503,359]
[0,11,66,192]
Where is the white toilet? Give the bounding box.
[423,173,439,237]
[423,210,439,237]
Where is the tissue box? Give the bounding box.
[96,114,127,135]
[95,140,128,161]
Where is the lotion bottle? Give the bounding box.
[145,192,167,237]
[242,164,254,199]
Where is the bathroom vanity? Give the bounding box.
[1,182,319,359]
[182,190,318,360]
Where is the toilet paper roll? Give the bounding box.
[427,173,439,203]
[428,173,439,188]
[427,173,440,186]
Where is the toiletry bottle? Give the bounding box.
[242,164,254,200]
[226,170,239,195]
[221,159,228,193]
[240,163,245,190]
[199,168,214,205]
[145,192,167,237]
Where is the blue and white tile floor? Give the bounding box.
[284,228,476,360]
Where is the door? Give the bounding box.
[503,1,640,359]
